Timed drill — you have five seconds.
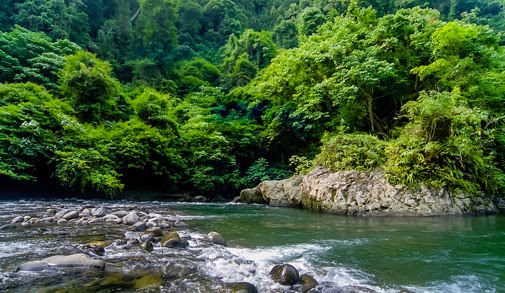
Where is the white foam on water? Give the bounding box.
[405,275,497,293]
[191,240,383,292]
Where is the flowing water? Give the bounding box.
[0,199,504,292]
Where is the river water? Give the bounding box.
[0,199,504,292]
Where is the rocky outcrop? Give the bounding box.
[239,167,498,216]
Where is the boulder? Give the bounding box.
[193,196,208,202]
[161,231,181,248]
[62,211,80,220]
[230,282,258,293]
[300,274,319,293]
[132,221,147,232]
[111,210,129,218]
[205,231,226,246]
[269,264,299,285]
[17,253,105,272]
[236,187,266,204]
[92,207,108,217]
[122,212,139,225]
[11,216,24,224]
[141,241,154,252]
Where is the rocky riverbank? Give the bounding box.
[2,202,370,293]
[237,167,499,216]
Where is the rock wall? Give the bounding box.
[237,167,498,216]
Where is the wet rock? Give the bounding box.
[141,241,154,252]
[11,216,24,224]
[128,239,140,245]
[161,231,181,248]
[230,282,258,293]
[102,214,119,221]
[54,210,67,219]
[146,221,157,228]
[193,196,207,202]
[17,253,105,272]
[0,224,17,230]
[205,231,226,246]
[111,210,129,218]
[159,221,172,229]
[92,207,108,217]
[122,212,139,225]
[57,219,68,224]
[132,221,147,232]
[40,217,55,223]
[133,274,162,290]
[236,187,266,204]
[270,264,300,286]
[80,208,91,216]
[62,211,80,220]
[300,274,319,293]
[146,227,163,237]
[174,239,189,249]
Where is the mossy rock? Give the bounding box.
[133,275,162,290]
[230,282,258,293]
[161,231,180,248]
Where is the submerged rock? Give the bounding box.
[230,282,258,293]
[205,231,226,246]
[300,274,319,293]
[270,264,300,286]
[17,253,105,272]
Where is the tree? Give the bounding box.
[0,26,80,90]
[59,51,130,124]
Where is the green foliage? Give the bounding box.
[53,148,124,196]
[245,157,292,185]
[0,26,80,90]
[384,89,503,195]
[315,132,386,172]
[0,83,74,180]
[131,88,179,130]
[59,51,130,123]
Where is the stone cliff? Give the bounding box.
[237,167,498,216]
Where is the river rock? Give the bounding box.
[54,210,67,219]
[230,282,258,293]
[141,240,154,252]
[205,231,226,246]
[236,187,266,204]
[241,166,499,216]
[111,210,129,218]
[161,231,181,248]
[122,212,139,225]
[300,274,319,293]
[57,219,67,224]
[62,211,80,220]
[193,196,208,202]
[269,264,300,285]
[92,207,108,217]
[17,253,105,272]
[132,221,147,232]
[11,216,24,224]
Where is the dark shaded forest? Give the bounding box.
[1,0,505,199]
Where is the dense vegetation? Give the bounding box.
[1,0,505,199]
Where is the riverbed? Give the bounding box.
[0,199,504,292]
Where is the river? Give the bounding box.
[0,199,504,292]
